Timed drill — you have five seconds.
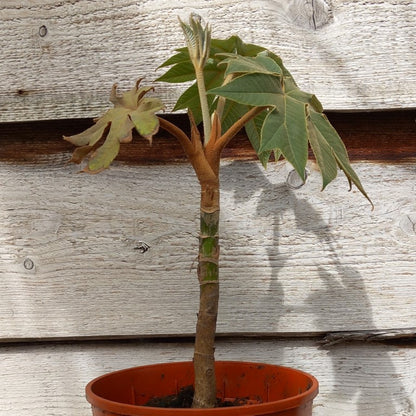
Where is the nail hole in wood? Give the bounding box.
[39,25,48,37]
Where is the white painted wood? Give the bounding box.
[1,160,415,339]
[0,339,415,415]
[1,0,415,122]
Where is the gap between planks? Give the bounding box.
[0,111,415,165]
[1,328,415,347]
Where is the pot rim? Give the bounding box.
[86,361,319,416]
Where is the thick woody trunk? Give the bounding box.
[192,179,220,408]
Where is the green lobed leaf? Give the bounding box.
[158,29,371,204]
[308,111,373,205]
[156,61,196,83]
[157,35,265,121]
[208,72,311,177]
[218,52,283,78]
[172,61,225,124]
[158,48,189,68]
[261,104,309,179]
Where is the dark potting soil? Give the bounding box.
[144,385,252,408]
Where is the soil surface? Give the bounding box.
[145,386,252,408]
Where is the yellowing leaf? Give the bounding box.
[64,80,164,173]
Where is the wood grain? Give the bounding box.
[0,339,415,415]
[1,158,415,340]
[1,0,415,122]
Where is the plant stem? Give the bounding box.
[214,106,268,153]
[215,73,234,121]
[195,67,212,147]
[193,178,220,408]
[159,108,266,409]
[157,117,193,156]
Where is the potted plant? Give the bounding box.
[64,14,371,416]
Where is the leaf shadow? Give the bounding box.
[221,160,409,414]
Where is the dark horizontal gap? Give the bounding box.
[1,328,415,348]
[0,111,415,164]
[0,332,326,346]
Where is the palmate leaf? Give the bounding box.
[158,47,189,68]
[158,29,370,204]
[217,52,283,77]
[219,99,274,167]
[171,61,222,124]
[208,72,310,179]
[64,80,164,173]
[215,51,322,173]
[208,55,372,203]
[157,35,265,125]
[308,110,372,205]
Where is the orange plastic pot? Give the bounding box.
[86,361,318,416]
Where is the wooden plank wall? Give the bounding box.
[0,114,415,341]
[1,1,416,415]
[1,0,415,122]
[1,112,415,415]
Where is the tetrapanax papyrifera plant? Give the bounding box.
[64,14,372,409]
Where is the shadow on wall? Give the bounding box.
[221,160,409,415]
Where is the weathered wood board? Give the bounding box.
[0,339,415,416]
[1,0,415,122]
[1,1,415,414]
[1,157,415,340]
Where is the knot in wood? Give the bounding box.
[23,258,35,270]
[285,0,333,30]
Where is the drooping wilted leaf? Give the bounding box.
[64,80,164,173]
